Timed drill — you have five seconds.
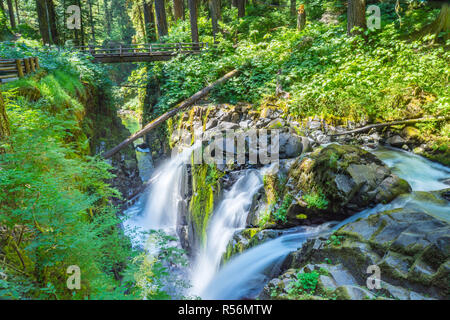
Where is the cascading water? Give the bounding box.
[123,143,199,250]
[200,147,450,300]
[124,142,449,300]
[200,224,334,299]
[190,170,263,296]
[372,146,450,191]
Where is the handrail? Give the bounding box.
[0,57,40,83]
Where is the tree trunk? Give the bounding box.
[76,0,84,45]
[290,0,296,16]
[88,0,96,43]
[6,0,15,28]
[47,0,59,44]
[0,89,10,154]
[35,0,50,44]
[0,0,5,13]
[154,0,168,39]
[14,0,19,24]
[173,0,184,21]
[347,0,366,36]
[416,3,450,43]
[143,0,156,42]
[188,0,199,45]
[104,0,111,37]
[237,0,244,18]
[297,4,305,31]
[210,0,219,41]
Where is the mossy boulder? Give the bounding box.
[283,144,411,225]
[263,194,450,300]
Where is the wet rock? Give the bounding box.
[386,135,406,147]
[279,133,305,159]
[205,118,218,130]
[282,144,411,225]
[215,121,240,131]
[268,118,285,129]
[222,228,284,263]
[263,201,450,300]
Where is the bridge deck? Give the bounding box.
[76,42,207,63]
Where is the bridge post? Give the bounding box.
[119,44,123,56]
[15,59,24,78]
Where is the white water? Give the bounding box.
[125,145,449,300]
[200,223,334,299]
[373,146,450,191]
[200,147,450,299]
[123,143,198,246]
[190,170,263,296]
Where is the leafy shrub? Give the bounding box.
[288,271,320,295]
[273,194,293,223]
[303,191,329,210]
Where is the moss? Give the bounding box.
[189,162,224,245]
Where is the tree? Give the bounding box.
[104,0,112,37]
[0,89,10,154]
[416,2,450,43]
[154,0,168,39]
[14,0,19,24]
[173,0,184,21]
[188,0,198,44]
[290,0,296,17]
[237,0,245,18]
[35,0,59,45]
[143,0,157,42]
[297,4,305,31]
[88,0,96,43]
[347,0,366,36]
[6,0,15,28]
[210,0,219,40]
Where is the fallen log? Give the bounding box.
[328,116,449,136]
[102,69,239,159]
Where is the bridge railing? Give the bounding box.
[0,57,40,83]
[75,42,208,56]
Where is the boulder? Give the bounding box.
[283,144,411,225]
[262,197,450,300]
[386,135,406,147]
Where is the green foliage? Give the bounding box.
[0,47,141,300]
[303,191,329,210]
[122,230,189,300]
[15,24,40,40]
[273,194,293,223]
[287,271,320,295]
[326,234,345,246]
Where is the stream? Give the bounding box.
[122,141,450,300]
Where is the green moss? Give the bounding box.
[189,162,224,245]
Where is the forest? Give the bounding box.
[0,0,449,301]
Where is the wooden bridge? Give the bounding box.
[76,42,209,63]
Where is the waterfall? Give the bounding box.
[199,147,450,299]
[124,143,198,245]
[190,170,263,296]
[200,224,333,299]
[124,144,450,300]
